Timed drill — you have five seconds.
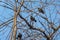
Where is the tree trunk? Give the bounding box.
[12,12,17,40]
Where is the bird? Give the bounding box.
[17,33,22,40]
[38,8,44,14]
[30,16,36,22]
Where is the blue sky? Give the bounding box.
[0,0,60,40]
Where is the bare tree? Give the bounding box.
[0,0,60,40]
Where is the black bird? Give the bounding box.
[17,33,22,40]
[38,8,44,14]
[30,16,36,22]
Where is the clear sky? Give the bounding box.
[0,0,60,40]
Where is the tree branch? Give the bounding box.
[18,14,50,40]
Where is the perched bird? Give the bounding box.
[17,33,22,40]
[30,16,36,22]
[38,8,44,14]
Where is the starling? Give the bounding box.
[18,33,22,39]
[38,8,44,14]
[30,16,36,22]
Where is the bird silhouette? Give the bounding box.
[38,8,44,14]
[30,16,36,22]
[17,33,22,39]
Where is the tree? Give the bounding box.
[0,0,60,40]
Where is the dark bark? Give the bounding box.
[18,14,50,40]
